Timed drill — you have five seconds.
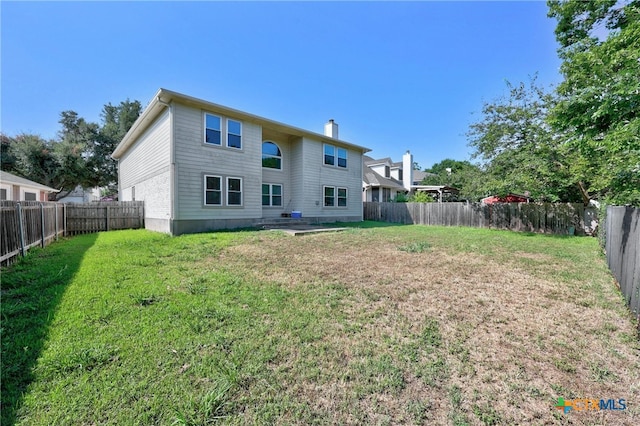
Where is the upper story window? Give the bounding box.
[324,144,347,168]
[384,166,390,178]
[227,119,242,149]
[205,114,221,146]
[337,148,347,168]
[204,113,242,149]
[262,141,282,169]
[324,144,335,166]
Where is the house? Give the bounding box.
[481,193,531,204]
[0,170,59,201]
[111,89,369,235]
[56,185,101,203]
[363,151,458,202]
[362,156,407,202]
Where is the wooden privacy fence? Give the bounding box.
[363,202,597,235]
[1,201,65,264]
[1,201,144,264]
[605,206,640,321]
[65,201,144,235]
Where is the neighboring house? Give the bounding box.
[111,88,369,235]
[362,156,407,202]
[0,170,59,201]
[56,185,101,203]
[481,193,532,204]
[363,151,458,202]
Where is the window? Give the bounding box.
[324,186,348,207]
[204,175,222,205]
[262,184,282,207]
[398,169,403,181]
[227,119,242,149]
[0,188,6,200]
[24,192,37,201]
[337,188,347,206]
[384,166,390,178]
[227,177,242,206]
[324,144,347,168]
[324,186,335,207]
[337,148,347,168]
[205,114,221,145]
[324,144,335,166]
[262,142,282,169]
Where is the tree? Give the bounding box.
[90,100,142,194]
[4,99,141,200]
[422,159,485,201]
[5,134,60,191]
[466,78,582,203]
[548,0,640,206]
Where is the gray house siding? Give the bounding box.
[171,103,263,234]
[297,137,363,221]
[118,108,172,233]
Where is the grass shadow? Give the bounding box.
[1,233,98,426]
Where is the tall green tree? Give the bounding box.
[422,159,485,201]
[5,134,60,191]
[90,100,142,193]
[548,0,640,205]
[467,78,582,202]
[4,99,141,200]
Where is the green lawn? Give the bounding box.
[2,224,638,425]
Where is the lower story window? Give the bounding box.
[204,175,222,205]
[324,186,335,207]
[204,175,243,206]
[227,177,243,206]
[337,187,347,206]
[324,186,348,207]
[262,184,282,207]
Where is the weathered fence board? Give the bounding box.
[1,201,144,264]
[605,206,640,321]
[363,202,596,235]
[65,201,144,235]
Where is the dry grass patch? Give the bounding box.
[223,226,639,425]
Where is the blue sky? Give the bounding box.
[1,1,562,169]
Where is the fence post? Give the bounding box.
[55,204,59,241]
[17,203,26,258]
[63,204,67,236]
[106,205,110,231]
[40,203,46,247]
